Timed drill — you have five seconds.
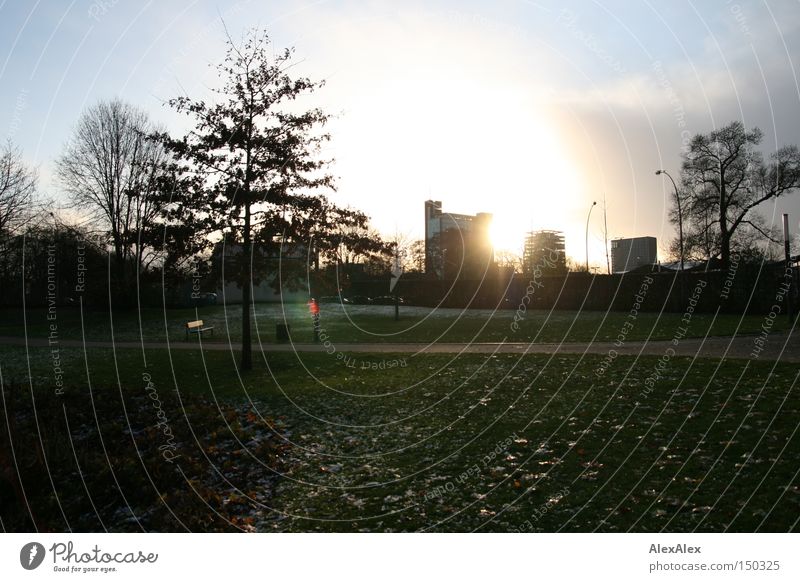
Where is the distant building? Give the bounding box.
[611,236,657,273]
[522,230,566,275]
[210,240,308,303]
[424,200,493,279]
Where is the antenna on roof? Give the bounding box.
[603,194,611,275]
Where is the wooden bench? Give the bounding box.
[185,319,214,340]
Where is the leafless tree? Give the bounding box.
[407,239,426,273]
[0,140,37,235]
[566,256,588,273]
[56,99,168,276]
[679,121,800,269]
[385,231,427,272]
[495,249,522,272]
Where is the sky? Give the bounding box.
[2,0,800,268]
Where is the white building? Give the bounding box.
[424,200,493,279]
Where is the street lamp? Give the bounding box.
[656,170,684,273]
[586,201,597,273]
[783,213,793,321]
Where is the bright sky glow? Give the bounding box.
[2,0,799,268]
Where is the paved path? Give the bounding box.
[1,332,797,362]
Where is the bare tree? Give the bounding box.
[495,249,522,272]
[329,223,386,266]
[566,256,588,273]
[407,239,426,273]
[0,140,37,235]
[56,99,168,278]
[384,231,425,272]
[679,121,800,269]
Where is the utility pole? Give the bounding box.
[394,243,400,321]
[657,169,685,306]
[585,201,597,273]
[603,194,610,275]
[784,214,793,321]
[391,240,402,321]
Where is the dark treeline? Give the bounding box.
[2,32,800,347]
[0,28,394,370]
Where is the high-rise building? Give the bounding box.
[522,230,566,275]
[611,236,657,273]
[424,200,493,279]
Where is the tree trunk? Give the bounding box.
[241,203,253,371]
[112,234,129,307]
[719,165,729,272]
[720,231,731,272]
[719,193,730,270]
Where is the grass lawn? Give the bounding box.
[2,345,798,532]
[1,303,793,345]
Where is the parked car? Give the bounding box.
[319,295,351,304]
[349,295,373,305]
[371,295,405,305]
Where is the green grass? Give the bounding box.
[1,303,792,345]
[3,345,798,532]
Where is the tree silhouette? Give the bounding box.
[0,140,37,236]
[678,121,800,269]
[160,28,380,370]
[57,99,168,299]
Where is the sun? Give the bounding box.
[489,216,524,255]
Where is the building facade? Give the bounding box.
[424,200,493,279]
[611,236,657,273]
[522,230,567,275]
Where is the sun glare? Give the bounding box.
[332,57,584,253]
[489,217,522,254]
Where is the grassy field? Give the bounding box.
[2,345,798,532]
[1,303,792,345]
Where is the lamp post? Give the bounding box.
[783,214,793,321]
[656,170,683,273]
[586,201,597,273]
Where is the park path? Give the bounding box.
[1,332,797,362]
